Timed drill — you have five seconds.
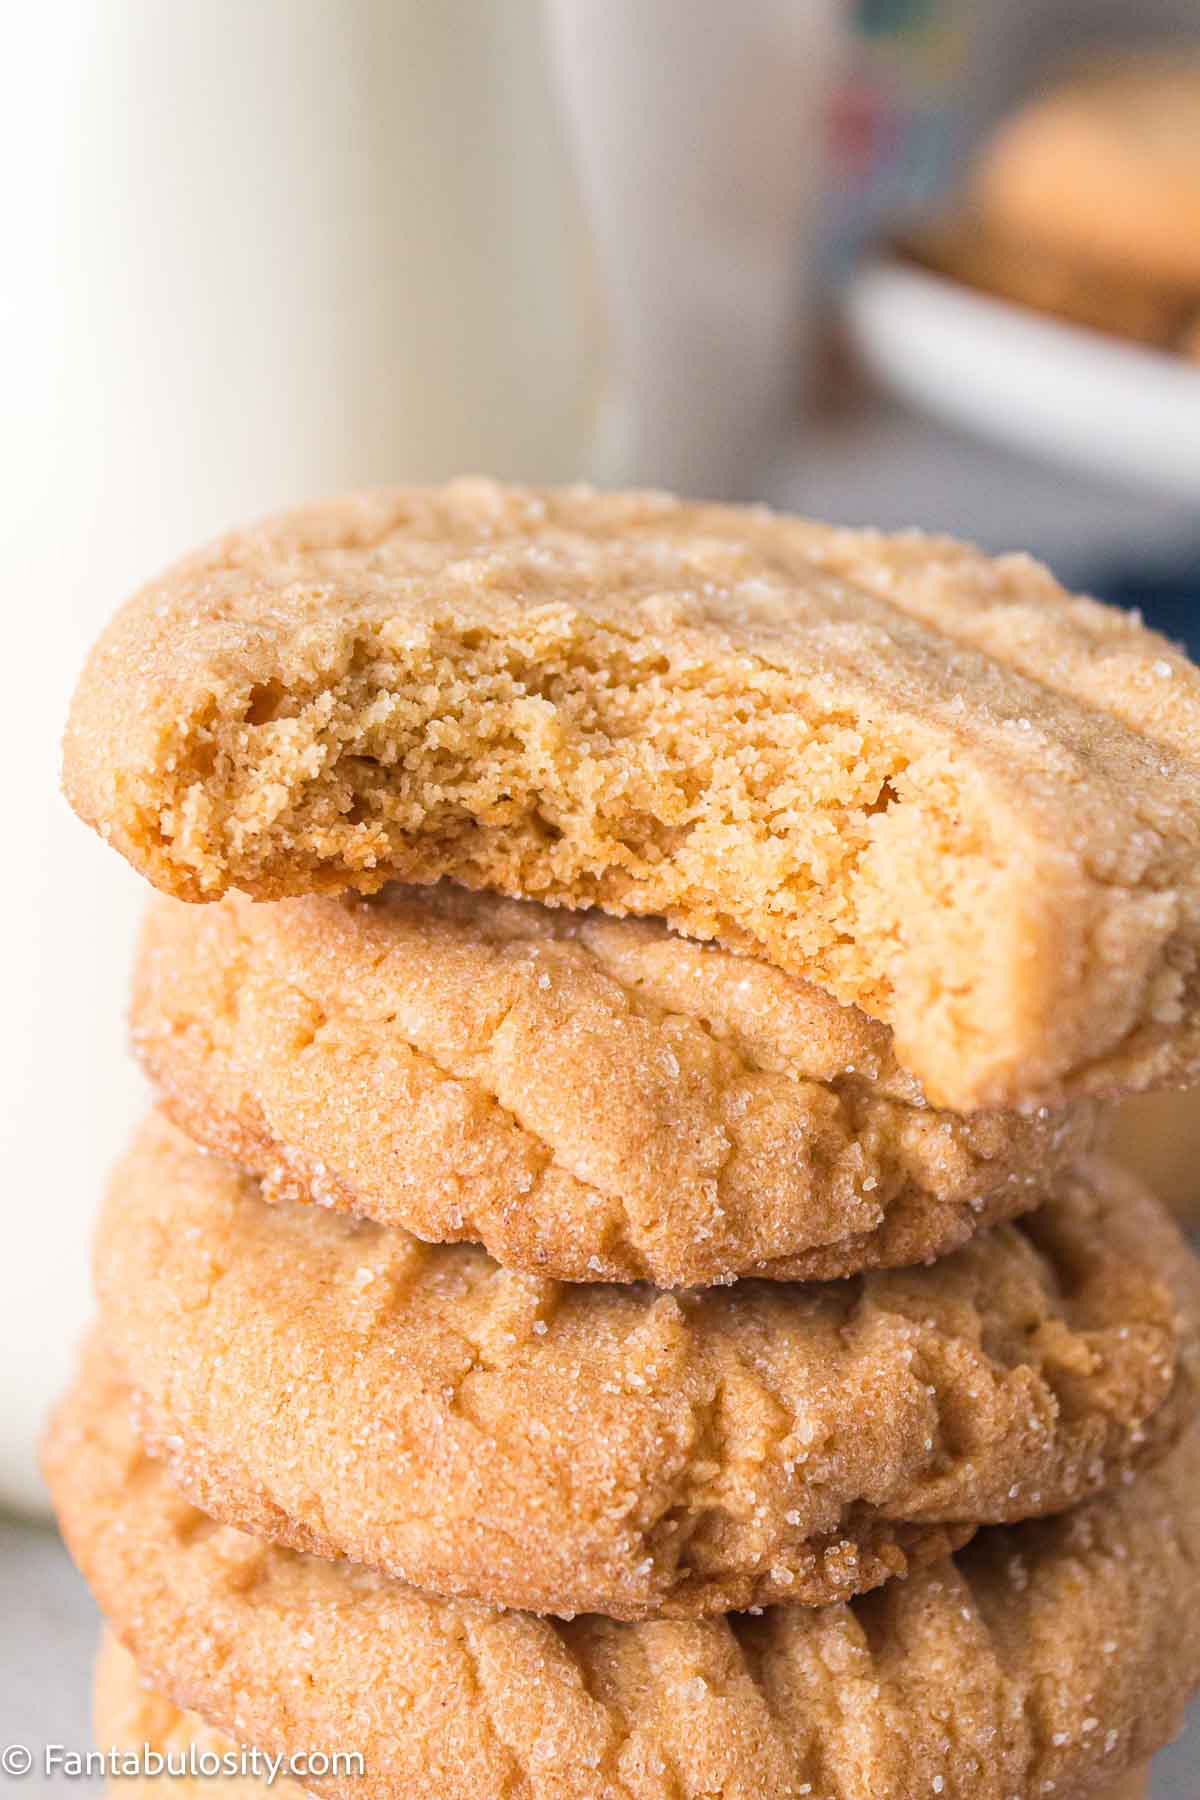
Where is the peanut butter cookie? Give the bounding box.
[93,1116,1199,1620]
[94,1635,304,1799]
[131,887,1096,1286]
[92,1630,1153,1800]
[976,58,1200,292]
[50,1349,1198,1800]
[63,482,1200,1109]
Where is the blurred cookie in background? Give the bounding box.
[974,56,1200,293]
[1110,1088,1200,1232]
[898,55,1200,359]
[901,214,1200,353]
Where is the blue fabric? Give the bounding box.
[1092,557,1200,658]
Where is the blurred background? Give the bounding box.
[3,1,1198,1788]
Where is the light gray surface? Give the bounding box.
[2,1516,97,1795]
[762,399,1198,582]
[2,1512,1196,1796]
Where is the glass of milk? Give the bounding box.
[5,0,843,1515]
[2,0,600,1516]
[544,0,846,497]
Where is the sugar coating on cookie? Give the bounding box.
[904,214,1200,354]
[93,1116,1199,1621]
[131,887,1098,1286]
[63,482,1200,1110]
[90,1632,1154,1800]
[50,1352,1200,1800]
[976,57,1200,291]
[93,1636,292,1800]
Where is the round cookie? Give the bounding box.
[50,1350,1199,1800]
[91,1635,1154,1800]
[131,886,1098,1287]
[95,1115,1199,1621]
[62,480,1200,1115]
[903,216,1200,353]
[976,58,1200,292]
[94,1635,307,1799]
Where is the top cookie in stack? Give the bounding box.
[64,480,1200,1111]
[52,482,1200,1798]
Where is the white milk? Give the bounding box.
[1,0,598,1514]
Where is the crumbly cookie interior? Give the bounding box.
[65,484,1200,1107]
[149,616,1101,1111]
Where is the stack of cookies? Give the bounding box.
[48,484,1200,1800]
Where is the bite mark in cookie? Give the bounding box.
[63,481,1200,1109]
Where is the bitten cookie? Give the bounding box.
[131,887,1096,1286]
[50,1351,1199,1800]
[94,1116,1199,1620]
[91,1633,1153,1800]
[63,481,1200,1110]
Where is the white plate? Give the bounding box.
[845,257,1200,502]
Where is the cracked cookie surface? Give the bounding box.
[51,1351,1198,1800]
[94,1635,307,1799]
[93,1116,1199,1620]
[63,481,1200,1110]
[91,1632,1153,1800]
[131,887,1096,1286]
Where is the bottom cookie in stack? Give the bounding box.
[90,1635,1154,1800]
[50,1344,1200,1800]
